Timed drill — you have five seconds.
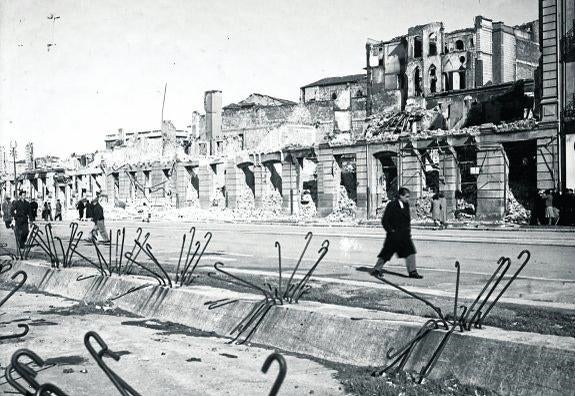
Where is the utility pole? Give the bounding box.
[10,140,17,197]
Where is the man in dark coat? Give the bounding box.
[76,198,85,220]
[30,199,38,222]
[371,187,423,279]
[10,191,32,249]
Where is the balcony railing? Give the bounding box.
[562,25,575,63]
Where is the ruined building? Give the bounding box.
[3,11,566,223]
[366,16,539,114]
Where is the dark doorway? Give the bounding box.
[336,154,357,203]
[502,140,537,209]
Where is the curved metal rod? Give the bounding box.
[291,241,330,302]
[69,245,105,276]
[453,261,460,321]
[460,257,508,327]
[6,364,34,396]
[144,244,172,288]
[84,331,142,396]
[123,252,164,286]
[91,239,110,276]
[45,224,59,267]
[115,229,122,272]
[77,274,99,282]
[0,261,13,275]
[64,222,79,266]
[0,323,29,341]
[66,231,83,266]
[214,262,272,300]
[0,271,27,309]
[179,241,200,287]
[110,284,151,302]
[183,231,212,286]
[467,257,511,329]
[479,250,531,325]
[275,241,282,296]
[229,299,269,338]
[10,348,44,394]
[22,226,39,259]
[232,300,275,345]
[124,232,150,275]
[175,233,187,284]
[235,301,275,345]
[36,382,69,396]
[126,227,143,265]
[261,352,287,396]
[54,237,66,267]
[373,275,448,327]
[204,298,239,310]
[418,307,466,382]
[282,231,313,299]
[207,272,272,302]
[386,319,439,360]
[118,227,126,275]
[180,227,196,283]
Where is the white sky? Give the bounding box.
[0,0,536,158]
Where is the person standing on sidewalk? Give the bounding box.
[431,193,441,228]
[30,199,38,222]
[90,193,109,244]
[10,191,32,249]
[76,198,85,221]
[54,199,63,221]
[371,187,423,279]
[2,196,13,229]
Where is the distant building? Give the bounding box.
[300,74,367,103]
[365,16,540,114]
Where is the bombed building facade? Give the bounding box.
[2,9,573,223]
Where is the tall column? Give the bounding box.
[198,164,214,209]
[225,162,243,209]
[281,156,301,214]
[440,151,461,214]
[317,145,337,217]
[399,148,423,215]
[537,137,559,190]
[356,147,368,219]
[253,164,268,209]
[476,145,506,220]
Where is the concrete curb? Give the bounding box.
[2,260,574,396]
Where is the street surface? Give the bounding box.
[0,289,343,395]
[1,220,574,304]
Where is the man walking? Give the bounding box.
[54,199,63,221]
[10,191,32,249]
[90,193,109,244]
[2,196,12,229]
[371,187,423,279]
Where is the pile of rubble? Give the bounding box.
[490,118,538,133]
[414,190,434,220]
[364,105,446,142]
[505,189,530,224]
[327,185,357,222]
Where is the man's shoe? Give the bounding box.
[370,267,384,277]
[408,271,423,279]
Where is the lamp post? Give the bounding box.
[10,140,17,197]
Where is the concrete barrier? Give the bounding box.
[1,259,574,396]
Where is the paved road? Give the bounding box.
[0,289,342,395]
[2,220,574,304]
